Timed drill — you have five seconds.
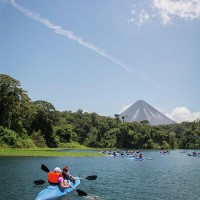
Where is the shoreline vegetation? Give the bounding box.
[0,144,105,157]
[0,148,105,157]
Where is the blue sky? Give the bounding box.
[1,0,200,123]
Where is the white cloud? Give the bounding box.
[166,106,200,123]
[194,111,200,118]
[128,4,150,26]
[138,10,150,25]
[153,0,200,25]
[129,0,200,26]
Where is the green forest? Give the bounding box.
[0,74,200,149]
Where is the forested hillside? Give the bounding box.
[0,74,200,149]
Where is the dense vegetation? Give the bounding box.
[0,74,200,149]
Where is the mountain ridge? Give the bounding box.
[119,100,176,125]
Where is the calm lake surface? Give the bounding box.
[0,150,200,200]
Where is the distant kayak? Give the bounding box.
[188,153,200,157]
[35,178,80,200]
[180,150,187,153]
[160,151,169,154]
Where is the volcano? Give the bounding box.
[119,100,176,125]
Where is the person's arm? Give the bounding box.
[70,176,76,181]
[59,177,71,189]
[67,172,76,181]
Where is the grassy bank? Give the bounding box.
[0,144,103,157]
[0,148,103,157]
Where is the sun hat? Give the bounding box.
[54,167,61,173]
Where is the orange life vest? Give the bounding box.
[48,172,63,184]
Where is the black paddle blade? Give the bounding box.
[86,175,97,180]
[41,164,50,173]
[76,189,88,196]
[34,180,46,185]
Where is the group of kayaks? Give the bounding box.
[110,153,152,161]
[180,150,200,157]
[103,149,200,161]
[102,150,152,161]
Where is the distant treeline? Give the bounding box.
[0,74,200,149]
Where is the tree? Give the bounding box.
[0,74,33,133]
[31,100,58,147]
[140,120,149,125]
[114,114,120,125]
[168,132,178,149]
[161,141,170,150]
[144,139,156,149]
[55,124,77,143]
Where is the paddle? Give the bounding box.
[70,185,88,196]
[76,175,97,180]
[34,180,46,185]
[41,164,50,173]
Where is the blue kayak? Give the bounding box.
[35,178,80,200]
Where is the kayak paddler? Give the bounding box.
[48,167,71,189]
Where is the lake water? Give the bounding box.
[0,150,200,200]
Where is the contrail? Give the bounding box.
[8,0,165,90]
[9,0,132,73]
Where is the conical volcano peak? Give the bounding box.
[120,100,176,125]
[135,100,146,104]
[137,99,155,105]
[134,100,150,107]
